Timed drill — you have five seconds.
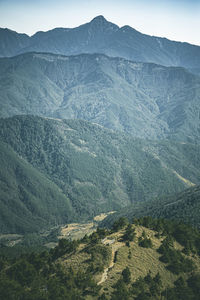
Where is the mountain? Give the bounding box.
[1,16,200,70]
[0,28,29,57]
[1,115,200,233]
[101,185,200,229]
[1,52,200,141]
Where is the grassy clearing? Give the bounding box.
[98,225,196,297]
[59,222,95,240]
[59,212,115,240]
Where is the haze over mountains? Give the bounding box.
[0,16,200,234]
[1,52,200,141]
[1,16,200,71]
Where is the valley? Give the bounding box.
[0,212,114,251]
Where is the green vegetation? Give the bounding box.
[134,216,200,254]
[102,184,200,229]
[112,217,129,232]
[0,218,200,299]
[1,52,200,143]
[158,238,195,274]
[138,237,153,248]
[0,228,59,258]
[0,229,111,299]
[0,141,74,234]
[86,244,111,274]
[122,267,131,284]
[122,224,136,242]
[1,115,200,234]
[111,271,200,300]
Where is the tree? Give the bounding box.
[0,274,23,300]
[111,279,129,300]
[154,272,162,286]
[123,224,136,242]
[112,217,129,232]
[98,293,107,300]
[7,259,37,286]
[122,267,131,284]
[139,238,153,248]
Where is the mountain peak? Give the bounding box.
[91,15,108,23]
[89,15,119,32]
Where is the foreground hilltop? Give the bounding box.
[1,217,200,299]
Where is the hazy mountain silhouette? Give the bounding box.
[0,16,200,70]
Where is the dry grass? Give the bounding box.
[99,226,181,297]
[59,211,115,240]
[58,224,200,299]
[61,244,91,273]
[93,211,116,222]
[59,222,95,240]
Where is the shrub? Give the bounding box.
[139,238,153,248]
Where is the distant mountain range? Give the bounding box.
[1,16,200,71]
[1,52,200,141]
[1,115,200,233]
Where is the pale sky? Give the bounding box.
[0,0,199,46]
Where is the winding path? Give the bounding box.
[97,241,123,285]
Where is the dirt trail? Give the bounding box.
[97,241,123,285]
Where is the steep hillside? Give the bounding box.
[1,52,200,141]
[0,115,200,233]
[0,141,74,234]
[101,185,200,229]
[1,16,200,70]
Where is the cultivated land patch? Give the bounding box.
[59,212,115,240]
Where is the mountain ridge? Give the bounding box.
[1,52,200,142]
[1,15,200,70]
